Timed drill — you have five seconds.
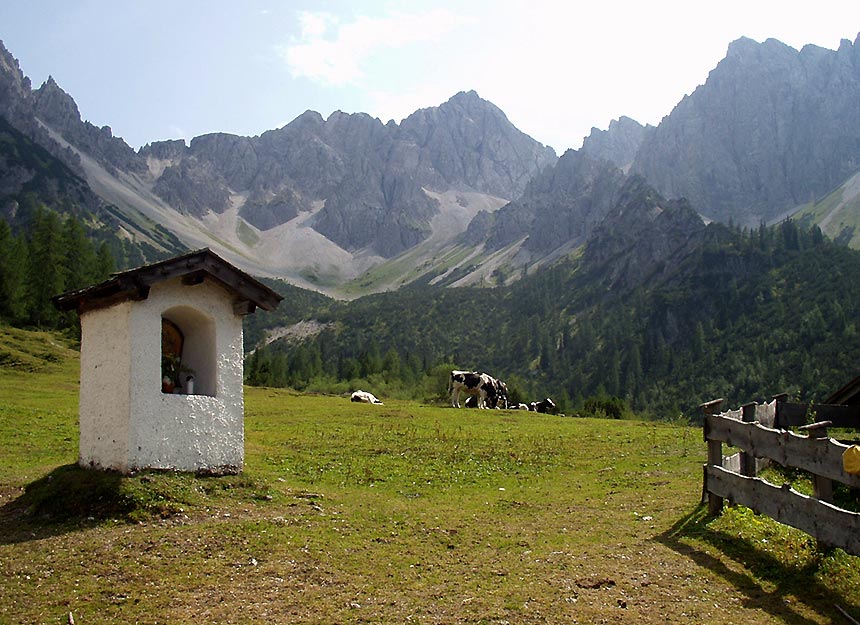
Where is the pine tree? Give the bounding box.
[26,209,66,327]
[624,343,642,396]
[359,339,382,377]
[0,219,28,322]
[382,347,402,382]
[62,216,97,291]
[95,241,115,278]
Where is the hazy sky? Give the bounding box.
[1,1,858,153]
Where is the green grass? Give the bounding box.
[794,179,860,248]
[1,327,858,624]
[340,243,479,296]
[236,218,260,247]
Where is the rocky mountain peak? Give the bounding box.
[0,40,34,126]
[442,90,497,115]
[139,138,187,160]
[0,40,30,93]
[479,148,626,254]
[725,36,758,56]
[398,90,556,198]
[320,110,388,152]
[631,33,860,225]
[581,116,651,171]
[582,176,706,292]
[33,75,82,129]
[289,109,325,129]
[450,89,481,101]
[836,34,860,58]
[30,74,144,176]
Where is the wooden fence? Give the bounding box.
[701,395,860,555]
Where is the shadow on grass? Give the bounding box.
[656,504,857,625]
[0,464,130,545]
[1,463,275,545]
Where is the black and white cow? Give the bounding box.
[529,398,557,414]
[449,370,500,409]
[351,390,383,405]
[493,379,510,410]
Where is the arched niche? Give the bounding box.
[161,305,217,396]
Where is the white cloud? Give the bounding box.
[281,8,468,86]
[297,11,332,39]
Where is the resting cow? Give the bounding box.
[351,390,383,405]
[529,398,557,414]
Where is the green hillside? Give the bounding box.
[248,219,860,418]
[794,171,860,248]
[0,114,186,273]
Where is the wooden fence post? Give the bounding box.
[741,402,757,477]
[773,393,789,429]
[701,398,726,515]
[706,433,724,515]
[799,421,834,504]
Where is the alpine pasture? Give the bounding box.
[1,327,858,624]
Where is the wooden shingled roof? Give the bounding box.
[825,374,860,406]
[53,248,283,316]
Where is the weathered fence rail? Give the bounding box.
[701,396,860,556]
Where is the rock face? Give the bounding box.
[0,42,83,178]
[581,116,652,172]
[581,176,707,291]
[32,76,144,176]
[0,115,100,225]
[0,41,32,127]
[478,150,627,255]
[397,90,556,197]
[631,34,860,225]
[4,32,860,290]
[0,37,557,263]
[0,42,120,227]
[140,91,557,257]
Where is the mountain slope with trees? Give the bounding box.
[0,209,114,329]
[246,179,860,418]
[3,33,860,422]
[4,35,860,294]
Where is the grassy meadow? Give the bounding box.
[1,326,858,624]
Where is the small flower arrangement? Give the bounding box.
[162,353,195,393]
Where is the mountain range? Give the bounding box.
[1,33,860,297]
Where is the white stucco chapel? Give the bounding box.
[54,249,282,475]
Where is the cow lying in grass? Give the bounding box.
[529,398,557,414]
[351,390,383,405]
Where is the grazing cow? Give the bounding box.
[351,390,383,405]
[470,381,508,409]
[449,370,500,409]
[493,379,510,410]
[470,378,509,409]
